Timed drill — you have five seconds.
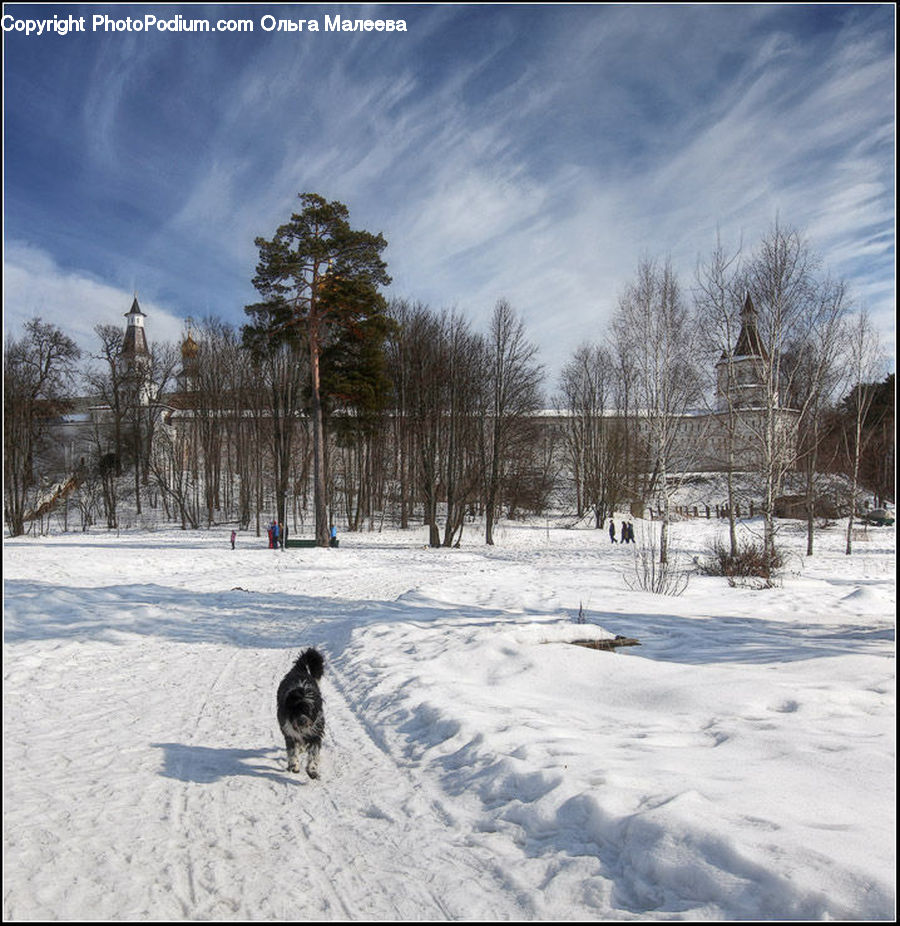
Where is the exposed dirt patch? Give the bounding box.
[569,636,641,652]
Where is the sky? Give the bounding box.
[2,3,896,387]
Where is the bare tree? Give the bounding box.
[441,313,486,547]
[246,338,308,537]
[780,282,846,555]
[148,422,200,529]
[694,233,744,556]
[393,305,486,546]
[85,324,128,476]
[744,221,851,566]
[558,342,623,526]
[385,299,419,528]
[4,318,81,536]
[187,319,243,526]
[841,309,885,554]
[852,374,894,508]
[128,340,178,517]
[483,299,544,544]
[612,258,702,563]
[400,304,446,546]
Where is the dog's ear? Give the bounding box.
[302,648,325,680]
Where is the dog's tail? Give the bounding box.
[296,647,325,680]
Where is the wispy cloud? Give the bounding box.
[3,242,186,359]
[3,4,894,383]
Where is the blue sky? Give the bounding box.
[3,3,895,384]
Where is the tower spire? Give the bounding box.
[120,295,153,405]
[732,293,768,360]
[714,293,769,410]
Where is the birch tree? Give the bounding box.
[612,258,701,563]
[841,309,885,554]
[744,221,850,566]
[780,285,846,556]
[694,234,744,556]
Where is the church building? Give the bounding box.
[45,292,801,508]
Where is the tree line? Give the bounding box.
[4,198,893,558]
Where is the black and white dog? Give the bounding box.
[276,648,325,779]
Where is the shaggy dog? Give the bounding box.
[276,648,325,778]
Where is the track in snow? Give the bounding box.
[3,636,533,920]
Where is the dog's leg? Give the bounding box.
[285,736,304,773]
[305,738,321,779]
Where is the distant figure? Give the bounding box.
[267,523,274,548]
[608,519,617,543]
[627,521,635,543]
[230,529,236,550]
[329,525,339,548]
[272,520,280,550]
[620,521,628,543]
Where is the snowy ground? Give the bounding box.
[3,515,895,921]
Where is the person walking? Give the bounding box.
[272,520,280,550]
[609,519,617,543]
[626,521,635,543]
[620,520,628,543]
[230,529,236,550]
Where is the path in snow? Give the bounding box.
[3,627,534,921]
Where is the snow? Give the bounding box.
[3,516,895,920]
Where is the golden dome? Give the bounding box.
[181,333,199,359]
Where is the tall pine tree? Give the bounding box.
[244,193,390,545]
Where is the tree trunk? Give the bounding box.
[309,325,329,547]
[845,415,864,555]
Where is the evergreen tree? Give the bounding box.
[244,193,390,545]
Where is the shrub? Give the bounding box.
[698,537,783,588]
[624,524,690,596]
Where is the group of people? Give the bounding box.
[267,520,286,549]
[228,523,339,549]
[609,519,635,544]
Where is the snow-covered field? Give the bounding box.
[3,516,895,921]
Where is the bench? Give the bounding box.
[284,538,341,548]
